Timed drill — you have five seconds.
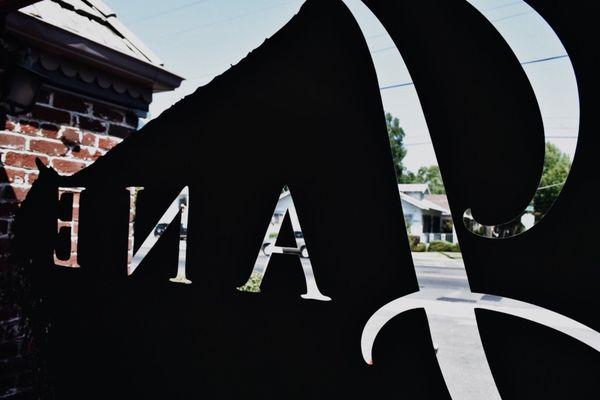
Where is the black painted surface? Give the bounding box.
[13,1,600,398]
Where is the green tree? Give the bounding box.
[386,112,409,181]
[534,142,571,216]
[385,112,445,193]
[414,165,445,194]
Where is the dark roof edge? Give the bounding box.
[0,0,38,13]
[5,11,184,93]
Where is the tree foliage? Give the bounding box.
[385,111,571,204]
[385,112,446,193]
[386,112,408,180]
[414,165,445,194]
[534,142,571,216]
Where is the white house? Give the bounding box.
[398,184,456,244]
[274,184,456,244]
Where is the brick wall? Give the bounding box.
[0,88,139,399]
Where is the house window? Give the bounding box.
[423,215,442,233]
[432,216,441,233]
[423,215,432,233]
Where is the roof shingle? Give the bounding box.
[19,0,164,67]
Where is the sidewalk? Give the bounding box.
[411,251,463,266]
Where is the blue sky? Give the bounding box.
[106,0,579,172]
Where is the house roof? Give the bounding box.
[280,187,449,215]
[399,192,450,215]
[425,194,450,211]
[3,0,183,105]
[397,183,430,193]
[0,0,38,13]
[19,0,163,67]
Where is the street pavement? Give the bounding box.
[253,252,598,400]
[157,245,597,399]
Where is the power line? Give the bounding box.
[404,142,431,147]
[366,32,387,40]
[483,1,525,12]
[537,182,565,190]
[521,54,568,65]
[370,45,396,55]
[126,0,212,25]
[403,135,577,149]
[364,1,526,42]
[379,54,569,91]
[371,9,532,56]
[492,10,531,23]
[380,81,414,91]
[153,0,300,41]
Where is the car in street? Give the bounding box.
[154,223,187,240]
[261,231,308,258]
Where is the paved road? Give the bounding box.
[253,252,598,400]
[159,247,596,399]
[252,252,471,292]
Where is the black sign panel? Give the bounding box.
[13,1,600,399]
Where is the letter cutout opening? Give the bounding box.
[54,187,85,268]
[126,186,191,284]
[238,188,331,301]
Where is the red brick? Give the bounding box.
[4,152,48,170]
[93,103,124,123]
[41,123,59,139]
[77,116,106,133]
[29,139,67,156]
[17,120,39,135]
[81,131,97,146]
[0,133,26,150]
[51,158,86,174]
[60,128,81,144]
[30,105,71,125]
[4,120,16,131]
[4,186,30,202]
[55,253,79,268]
[27,172,38,185]
[98,136,121,150]
[0,168,26,185]
[53,92,89,113]
[72,147,102,161]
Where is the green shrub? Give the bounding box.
[411,242,427,252]
[237,272,263,293]
[450,243,461,252]
[427,240,455,252]
[408,235,421,246]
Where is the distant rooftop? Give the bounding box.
[425,194,450,211]
[397,183,430,194]
[398,184,450,214]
